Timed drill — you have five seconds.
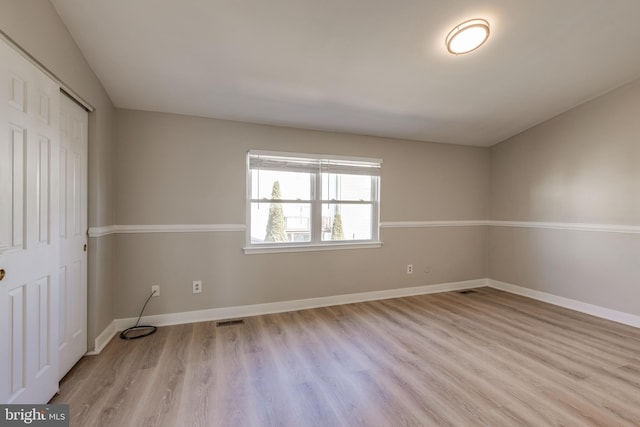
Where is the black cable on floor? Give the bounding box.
[119,290,158,340]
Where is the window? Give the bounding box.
[245,150,381,253]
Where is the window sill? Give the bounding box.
[243,241,383,255]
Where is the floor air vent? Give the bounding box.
[216,319,245,327]
[458,290,477,295]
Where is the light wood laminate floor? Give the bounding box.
[52,287,640,426]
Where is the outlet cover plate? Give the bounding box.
[193,280,202,294]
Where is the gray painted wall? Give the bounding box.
[3,0,639,345]
[489,78,640,315]
[0,0,116,348]
[113,110,490,317]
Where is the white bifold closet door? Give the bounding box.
[0,39,61,403]
[57,93,88,380]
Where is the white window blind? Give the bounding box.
[248,151,382,176]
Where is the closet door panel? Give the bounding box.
[0,39,60,404]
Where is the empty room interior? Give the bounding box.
[2,0,640,425]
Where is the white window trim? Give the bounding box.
[244,150,382,253]
[243,241,383,255]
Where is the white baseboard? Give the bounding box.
[487,279,640,328]
[113,278,488,334]
[85,320,117,355]
[86,278,640,355]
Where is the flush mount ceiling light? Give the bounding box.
[446,18,490,55]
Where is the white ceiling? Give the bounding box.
[52,0,640,147]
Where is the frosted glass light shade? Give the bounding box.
[446,19,490,55]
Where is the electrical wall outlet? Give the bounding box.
[407,264,413,274]
[193,280,202,294]
[151,285,160,297]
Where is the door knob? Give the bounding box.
[83,244,87,252]
[0,269,5,281]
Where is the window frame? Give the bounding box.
[244,150,382,254]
